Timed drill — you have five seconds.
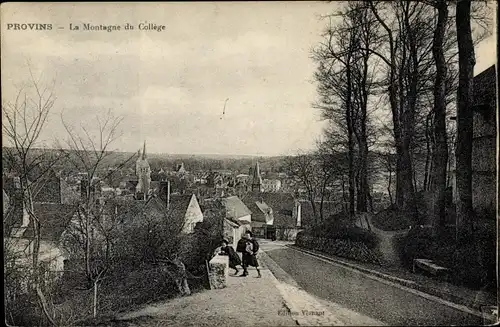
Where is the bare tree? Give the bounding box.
[429,0,449,234]
[59,110,136,317]
[2,65,64,326]
[284,150,339,223]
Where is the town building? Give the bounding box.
[3,175,77,291]
[221,196,251,248]
[251,162,263,192]
[135,141,151,200]
[262,179,282,192]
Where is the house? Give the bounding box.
[241,191,302,239]
[119,176,139,193]
[223,218,244,249]
[5,166,77,205]
[221,196,251,248]
[157,182,204,233]
[262,179,282,192]
[103,191,204,234]
[222,195,252,224]
[174,194,204,233]
[241,196,273,227]
[3,188,76,290]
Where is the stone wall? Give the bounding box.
[208,254,228,289]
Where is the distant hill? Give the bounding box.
[2,147,290,174]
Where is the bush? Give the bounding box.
[372,205,416,231]
[394,224,497,290]
[304,214,379,249]
[296,234,382,264]
[295,215,382,264]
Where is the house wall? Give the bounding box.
[223,221,247,249]
[237,213,251,223]
[183,195,204,233]
[250,211,266,224]
[471,101,496,217]
[223,220,237,248]
[7,238,66,280]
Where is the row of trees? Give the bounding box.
[288,0,491,237]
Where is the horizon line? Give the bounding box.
[1,145,292,158]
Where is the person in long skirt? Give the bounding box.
[219,239,242,275]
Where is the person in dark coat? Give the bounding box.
[238,231,261,278]
[219,239,242,275]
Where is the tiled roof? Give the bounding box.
[23,203,77,241]
[168,194,194,221]
[242,191,297,225]
[255,200,271,215]
[104,194,194,228]
[223,196,252,220]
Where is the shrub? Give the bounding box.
[296,234,382,264]
[394,224,496,290]
[295,215,382,264]
[372,205,416,231]
[303,214,379,250]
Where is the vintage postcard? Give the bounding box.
[1,2,498,326]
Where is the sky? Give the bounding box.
[1,2,497,157]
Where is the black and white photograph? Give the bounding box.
[1,1,498,326]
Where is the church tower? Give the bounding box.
[135,141,151,200]
[251,161,262,192]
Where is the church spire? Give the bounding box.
[142,141,147,160]
[135,140,151,200]
[251,161,262,192]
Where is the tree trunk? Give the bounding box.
[387,158,394,206]
[346,62,356,219]
[431,0,449,235]
[397,142,418,217]
[424,111,433,191]
[455,0,475,239]
[341,176,348,212]
[93,280,98,318]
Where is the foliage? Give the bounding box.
[179,200,225,276]
[372,204,416,231]
[296,213,381,264]
[296,233,382,265]
[394,223,496,290]
[302,213,379,249]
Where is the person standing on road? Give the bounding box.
[219,239,242,275]
[238,231,261,278]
